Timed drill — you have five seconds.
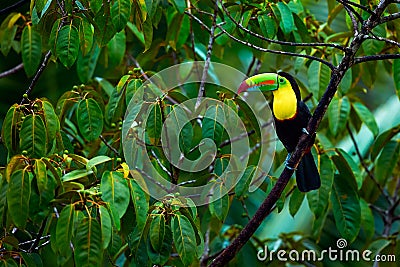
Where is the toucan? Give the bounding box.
[238,71,320,192]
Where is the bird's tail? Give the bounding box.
[296,152,321,192]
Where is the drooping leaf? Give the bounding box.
[235,165,257,198]
[126,79,143,106]
[21,25,42,76]
[129,175,149,231]
[370,125,400,159]
[107,30,126,67]
[100,171,130,219]
[76,98,104,141]
[78,17,94,56]
[74,217,103,267]
[331,173,361,243]
[77,43,101,83]
[1,104,23,155]
[307,60,331,98]
[360,198,375,241]
[7,168,31,229]
[99,205,112,249]
[202,104,225,146]
[146,102,162,143]
[143,17,153,51]
[289,188,304,217]
[149,214,165,251]
[352,102,379,137]
[147,225,172,265]
[42,100,61,154]
[333,148,363,189]
[111,0,132,32]
[393,59,400,99]
[171,214,197,266]
[276,2,294,35]
[19,114,47,158]
[258,14,276,39]
[86,156,112,171]
[328,95,350,136]
[209,184,230,222]
[55,204,75,257]
[56,24,80,68]
[94,6,117,47]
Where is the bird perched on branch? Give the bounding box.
[238,71,320,192]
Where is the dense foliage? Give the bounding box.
[0,0,399,266]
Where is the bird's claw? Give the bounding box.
[284,153,296,171]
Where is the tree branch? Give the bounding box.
[210,1,391,266]
[379,12,400,24]
[353,53,400,64]
[0,63,24,79]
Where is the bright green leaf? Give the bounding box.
[171,214,197,266]
[328,95,350,136]
[100,171,130,219]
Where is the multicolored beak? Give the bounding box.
[237,73,279,94]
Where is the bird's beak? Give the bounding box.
[237,73,279,94]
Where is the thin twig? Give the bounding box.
[195,0,219,110]
[339,0,374,15]
[379,12,400,24]
[339,0,360,34]
[353,53,400,64]
[20,50,52,104]
[0,63,24,79]
[368,32,400,48]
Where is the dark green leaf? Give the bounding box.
[374,140,400,185]
[19,114,47,158]
[202,104,224,146]
[107,30,126,67]
[56,25,80,68]
[171,214,197,266]
[78,18,94,56]
[56,204,75,257]
[371,125,400,159]
[289,188,304,217]
[100,171,130,219]
[307,60,331,98]
[129,174,149,231]
[1,104,23,155]
[146,102,162,143]
[149,214,165,251]
[94,6,117,47]
[21,25,42,76]
[235,165,256,198]
[258,14,276,39]
[76,98,104,141]
[77,43,100,83]
[393,59,400,99]
[352,102,379,137]
[99,205,112,249]
[143,18,153,51]
[7,168,31,228]
[111,0,132,32]
[328,95,350,136]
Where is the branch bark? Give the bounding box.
[209,1,392,266]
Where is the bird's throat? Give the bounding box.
[272,85,298,120]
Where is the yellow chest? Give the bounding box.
[272,85,298,120]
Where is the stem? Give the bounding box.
[0,63,24,79]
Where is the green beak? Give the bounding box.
[238,73,278,94]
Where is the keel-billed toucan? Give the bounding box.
[238,71,320,192]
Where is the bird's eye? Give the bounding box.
[279,78,284,83]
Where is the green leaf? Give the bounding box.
[149,214,165,251]
[74,217,103,267]
[307,153,334,217]
[209,184,229,222]
[289,188,304,217]
[1,104,23,155]
[111,0,132,32]
[276,2,294,35]
[7,168,31,229]
[100,171,130,219]
[352,102,379,137]
[167,105,193,154]
[202,104,225,146]
[0,13,20,56]
[56,25,80,68]
[94,6,117,47]
[34,158,56,205]
[78,17,94,56]
[339,68,352,94]
[307,60,331,98]
[147,225,172,265]
[99,205,112,249]
[19,114,47,158]
[370,125,400,159]
[146,102,162,143]
[126,79,142,106]
[328,95,350,136]
[76,98,104,141]
[171,0,187,13]
[367,239,392,259]
[21,25,42,77]
[77,43,100,83]
[374,140,400,185]
[171,214,197,266]
[48,19,61,55]
[258,14,276,39]
[42,100,60,153]
[56,204,75,257]
[393,59,400,99]
[360,198,375,241]
[331,173,361,243]
[62,169,93,182]
[86,156,112,171]
[129,176,149,231]
[107,30,126,67]
[105,87,125,125]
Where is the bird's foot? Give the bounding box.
[302,127,310,135]
[284,153,296,170]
